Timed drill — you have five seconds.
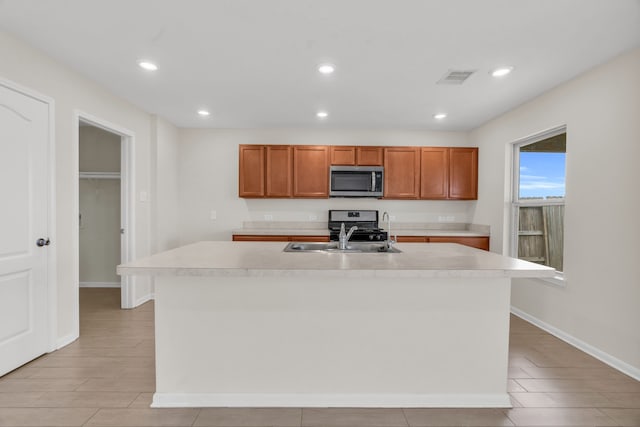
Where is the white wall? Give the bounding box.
[177,129,474,243]
[151,116,180,253]
[0,30,155,345]
[470,48,640,373]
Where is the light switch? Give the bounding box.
[139,191,148,202]
[210,210,217,220]
[264,214,273,220]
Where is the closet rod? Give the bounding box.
[79,172,121,180]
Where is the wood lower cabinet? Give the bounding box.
[238,145,265,197]
[449,147,478,200]
[293,146,329,198]
[265,146,292,197]
[396,236,428,243]
[233,235,330,242]
[396,235,490,251]
[384,147,421,199]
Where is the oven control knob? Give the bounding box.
[369,234,374,241]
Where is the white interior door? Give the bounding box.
[0,83,50,376]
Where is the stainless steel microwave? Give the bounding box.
[329,166,384,198]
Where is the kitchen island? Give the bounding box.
[118,241,554,408]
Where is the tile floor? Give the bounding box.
[0,288,639,426]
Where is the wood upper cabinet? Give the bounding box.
[293,146,329,198]
[419,147,478,200]
[238,145,265,197]
[420,147,449,199]
[449,147,478,200]
[240,144,476,200]
[265,145,292,197]
[330,146,356,165]
[356,147,383,165]
[383,147,420,199]
[330,146,383,166]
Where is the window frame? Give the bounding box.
[510,125,567,286]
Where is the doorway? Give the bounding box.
[74,112,136,313]
[79,123,122,290]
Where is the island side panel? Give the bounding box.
[153,275,511,408]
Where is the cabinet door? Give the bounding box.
[420,147,449,199]
[291,235,330,242]
[293,146,329,198]
[265,145,292,197]
[356,147,383,166]
[239,145,265,197]
[396,236,428,243]
[428,236,489,251]
[449,147,478,200]
[383,147,420,199]
[330,146,356,165]
[232,235,290,242]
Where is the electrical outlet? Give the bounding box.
[210,210,217,220]
[309,214,317,221]
[390,215,396,221]
[264,214,273,221]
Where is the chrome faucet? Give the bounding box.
[338,222,358,250]
[382,211,396,249]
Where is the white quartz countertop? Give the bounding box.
[118,241,554,279]
[231,221,490,237]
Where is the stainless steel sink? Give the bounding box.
[284,242,402,253]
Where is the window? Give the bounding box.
[512,126,566,281]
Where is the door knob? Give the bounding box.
[36,238,50,247]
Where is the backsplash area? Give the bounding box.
[243,198,477,224]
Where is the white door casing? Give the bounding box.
[0,82,53,376]
[74,112,137,310]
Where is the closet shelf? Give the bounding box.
[79,172,121,180]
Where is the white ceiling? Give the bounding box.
[1,0,639,130]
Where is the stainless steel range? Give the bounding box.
[328,210,388,242]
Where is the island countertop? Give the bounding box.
[117,241,554,279]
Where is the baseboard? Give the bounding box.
[79,281,121,288]
[55,332,78,350]
[133,293,155,307]
[511,306,640,381]
[151,393,512,408]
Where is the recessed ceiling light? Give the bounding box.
[318,64,335,75]
[491,66,514,77]
[316,111,329,119]
[197,110,210,117]
[137,60,158,71]
[433,113,447,120]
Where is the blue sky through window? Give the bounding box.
[519,152,566,198]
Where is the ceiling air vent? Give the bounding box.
[437,69,476,85]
